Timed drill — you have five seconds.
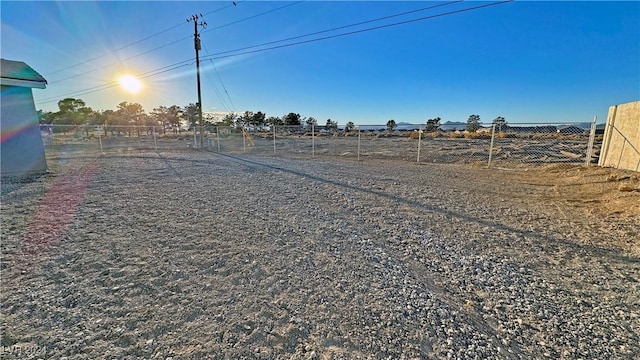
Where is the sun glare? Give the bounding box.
[119,75,142,94]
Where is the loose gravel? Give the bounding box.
[1,150,638,359]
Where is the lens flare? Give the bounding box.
[118,75,142,93]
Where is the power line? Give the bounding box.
[203,1,305,33]
[47,1,459,86]
[212,59,237,113]
[208,0,463,58]
[48,36,192,84]
[46,1,304,85]
[38,62,192,104]
[202,43,237,113]
[37,1,513,106]
[44,2,238,77]
[202,0,513,62]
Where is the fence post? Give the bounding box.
[193,127,197,148]
[273,125,277,155]
[98,133,104,154]
[417,128,422,163]
[585,115,597,167]
[488,123,496,168]
[312,124,315,157]
[357,127,361,161]
[242,128,246,153]
[153,126,158,151]
[216,126,221,151]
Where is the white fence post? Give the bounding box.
[488,123,496,168]
[312,124,315,157]
[153,126,158,151]
[242,128,246,153]
[273,125,277,155]
[357,127,361,161]
[417,128,422,163]
[585,115,597,167]
[98,133,104,154]
[216,126,221,151]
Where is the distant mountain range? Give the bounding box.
[357,121,605,131]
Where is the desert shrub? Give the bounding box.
[445,132,464,139]
[464,132,491,139]
[426,132,441,138]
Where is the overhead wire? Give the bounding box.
[38,0,513,106]
[202,0,513,61]
[208,0,463,58]
[203,1,304,33]
[202,43,237,113]
[47,1,303,85]
[38,62,192,104]
[44,2,237,77]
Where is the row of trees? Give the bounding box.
[39,98,197,136]
[384,115,506,133]
[39,97,507,136]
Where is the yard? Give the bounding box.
[1,146,639,359]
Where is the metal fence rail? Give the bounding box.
[40,122,598,168]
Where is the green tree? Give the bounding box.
[151,106,170,134]
[183,103,199,131]
[492,116,507,132]
[386,119,397,133]
[117,101,145,136]
[345,121,355,132]
[38,110,55,125]
[97,110,117,135]
[54,98,93,129]
[238,111,254,128]
[251,111,266,128]
[283,112,301,126]
[325,118,338,132]
[166,105,183,133]
[306,116,317,129]
[267,116,283,126]
[219,113,237,127]
[466,114,481,132]
[425,117,441,132]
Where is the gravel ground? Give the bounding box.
[1,150,639,359]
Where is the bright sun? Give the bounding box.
[119,75,142,93]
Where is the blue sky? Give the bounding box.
[1,1,638,125]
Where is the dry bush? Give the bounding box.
[445,132,464,139]
[464,132,491,139]
[425,132,441,138]
[407,131,441,139]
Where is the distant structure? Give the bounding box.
[598,100,640,172]
[1,58,48,177]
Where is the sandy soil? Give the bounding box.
[1,147,638,359]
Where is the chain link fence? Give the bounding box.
[39,122,599,168]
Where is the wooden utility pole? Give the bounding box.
[188,14,206,149]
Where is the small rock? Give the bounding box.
[618,183,635,192]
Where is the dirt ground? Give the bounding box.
[496,164,640,219]
[480,164,639,255]
[1,148,638,359]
